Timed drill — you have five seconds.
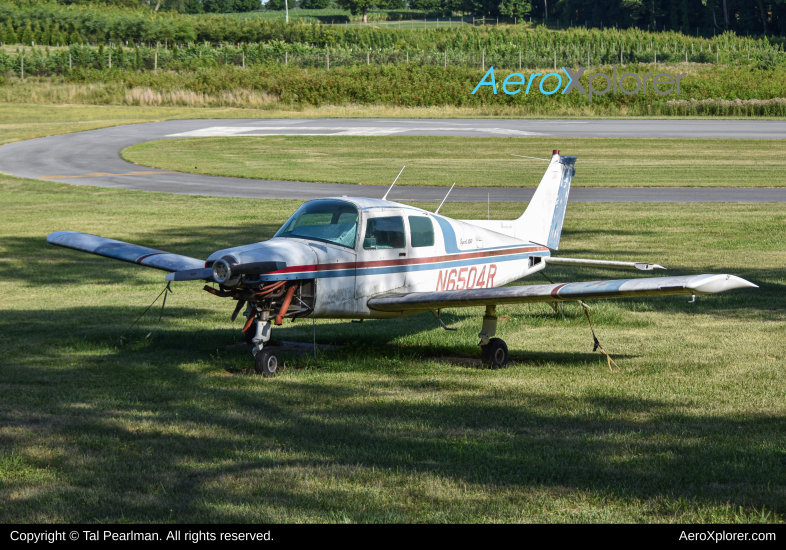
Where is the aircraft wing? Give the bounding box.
[47,231,207,274]
[367,274,756,313]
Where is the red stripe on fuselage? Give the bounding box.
[263,245,547,275]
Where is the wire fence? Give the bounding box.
[2,40,782,77]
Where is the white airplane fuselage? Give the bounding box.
[205,197,550,319]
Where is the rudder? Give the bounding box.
[515,151,576,250]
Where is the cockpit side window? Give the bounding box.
[408,216,435,247]
[274,200,359,249]
[363,216,405,250]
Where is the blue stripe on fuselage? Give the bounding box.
[256,250,548,281]
[432,215,460,254]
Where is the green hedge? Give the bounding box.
[5,60,784,115]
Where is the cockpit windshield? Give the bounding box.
[274,199,359,249]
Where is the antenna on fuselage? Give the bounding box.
[381,166,406,201]
[434,183,455,215]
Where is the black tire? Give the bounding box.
[480,338,508,368]
[254,348,280,377]
[244,320,257,345]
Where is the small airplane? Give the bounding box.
[47,151,757,376]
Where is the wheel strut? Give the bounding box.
[478,305,497,346]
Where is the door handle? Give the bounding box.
[399,253,406,257]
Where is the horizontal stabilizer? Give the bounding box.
[47,231,204,273]
[368,274,757,313]
[545,257,666,271]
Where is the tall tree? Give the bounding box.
[499,0,532,20]
[335,0,389,23]
[757,0,767,35]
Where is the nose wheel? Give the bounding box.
[254,347,280,377]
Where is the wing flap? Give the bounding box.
[47,231,205,273]
[545,257,665,271]
[367,274,757,313]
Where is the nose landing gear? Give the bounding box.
[243,306,279,377]
[478,305,509,368]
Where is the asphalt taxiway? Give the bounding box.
[1,118,784,202]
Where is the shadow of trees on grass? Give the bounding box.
[1,303,784,522]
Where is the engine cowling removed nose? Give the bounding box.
[211,258,288,287]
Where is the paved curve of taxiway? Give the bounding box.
[1,118,785,203]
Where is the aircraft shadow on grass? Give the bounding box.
[0,304,625,368]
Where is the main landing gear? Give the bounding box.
[478,305,509,368]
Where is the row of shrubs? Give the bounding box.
[4,41,784,77]
[4,62,785,114]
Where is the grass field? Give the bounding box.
[123,135,786,188]
[0,170,784,522]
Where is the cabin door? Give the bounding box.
[355,212,408,299]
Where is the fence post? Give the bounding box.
[69,52,71,69]
[326,47,329,70]
[367,49,369,65]
[155,50,157,71]
[20,54,23,80]
[242,51,245,68]
[109,52,111,69]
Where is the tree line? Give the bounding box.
[5,1,786,36]
[1,3,784,50]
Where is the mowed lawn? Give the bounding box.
[123,135,786,188]
[0,174,784,523]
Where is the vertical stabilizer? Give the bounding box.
[514,151,576,250]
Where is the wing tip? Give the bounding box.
[46,230,77,244]
[690,274,758,294]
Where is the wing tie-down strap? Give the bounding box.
[118,281,173,344]
[581,306,619,372]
